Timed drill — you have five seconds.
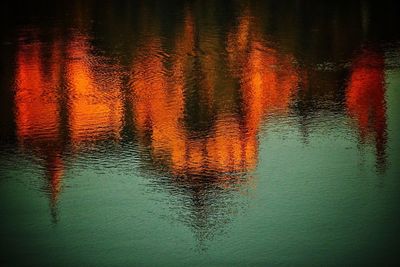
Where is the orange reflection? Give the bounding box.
[66,34,123,144]
[15,40,62,144]
[15,37,64,221]
[228,12,298,133]
[14,32,124,220]
[242,42,298,133]
[14,9,299,213]
[130,10,298,181]
[346,49,387,171]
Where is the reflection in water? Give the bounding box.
[227,10,299,130]
[66,33,123,143]
[346,48,387,172]
[15,35,64,222]
[12,11,300,234]
[131,9,298,178]
[9,1,391,241]
[128,10,300,238]
[14,29,125,221]
[1,1,399,265]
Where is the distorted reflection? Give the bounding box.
[14,29,124,221]
[12,9,299,235]
[15,34,65,222]
[2,1,400,265]
[131,9,298,180]
[10,2,390,239]
[346,48,387,172]
[66,33,123,144]
[227,10,298,129]
[127,9,300,240]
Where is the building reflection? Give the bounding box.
[128,8,299,239]
[131,9,298,179]
[346,48,387,172]
[13,7,299,233]
[227,10,299,131]
[15,35,65,222]
[14,30,124,222]
[11,1,388,239]
[66,33,123,144]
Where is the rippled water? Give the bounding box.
[1,1,400,266]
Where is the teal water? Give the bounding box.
[1,1,400,266]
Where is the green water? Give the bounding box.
[1,1,400,266]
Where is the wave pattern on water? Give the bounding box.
[0,1,396,249]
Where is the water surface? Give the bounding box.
[1,1,400,266]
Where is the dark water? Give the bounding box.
[1,1,400,266]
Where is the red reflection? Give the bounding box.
[14,32,124,218]
[227,13,298,134]
[14,9,300,211]
[130,10,299,181]
[15,38,64,219]
[346,49,387,171]
[66,34,123,144]
[15,40,62,144]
